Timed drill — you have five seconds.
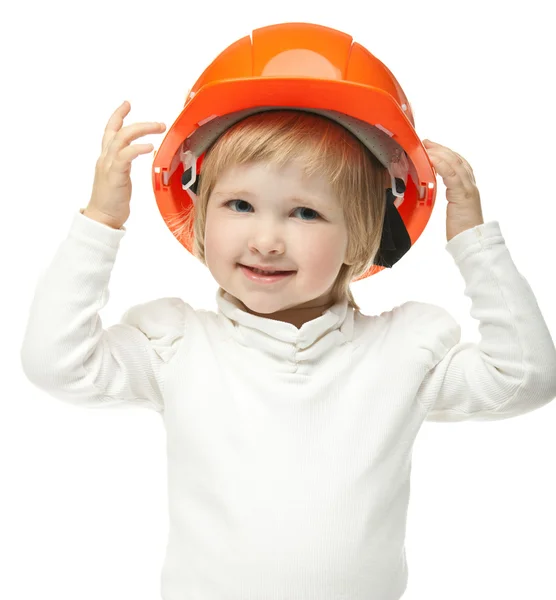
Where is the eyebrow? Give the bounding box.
[212,189,254,198]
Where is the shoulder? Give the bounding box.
[395,300,461,358]
[355,300,461,362]
[121,297,189,331]
[119,297,194,363]
[395,300,459,328]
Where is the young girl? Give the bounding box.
[20,99,556,600]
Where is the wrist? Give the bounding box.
[81,208,123,230]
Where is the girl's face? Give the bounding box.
[204,159,350,328]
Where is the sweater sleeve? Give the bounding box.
[411,221,556,422]
[20,209,186,413]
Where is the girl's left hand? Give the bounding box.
[422,139,484,242]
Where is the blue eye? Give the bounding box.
[225,199,321,221]
[226,199,251,213]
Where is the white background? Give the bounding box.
[2,0,555,599]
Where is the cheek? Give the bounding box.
[298,230,347,272]
[204,215,234,264]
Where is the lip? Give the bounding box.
[241,264,295,272]
[239,264,295,284]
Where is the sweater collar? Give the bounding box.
[215,287,354,366]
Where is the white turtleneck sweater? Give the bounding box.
[20,209,556,600]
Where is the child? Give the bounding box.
[20,98,556,600]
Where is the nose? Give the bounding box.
[247,221,286,255]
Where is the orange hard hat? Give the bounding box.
[151,22,437,280]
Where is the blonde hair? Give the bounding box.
[165,110,388,312]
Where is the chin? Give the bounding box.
[235,290,300,316]
[238,296,289,315]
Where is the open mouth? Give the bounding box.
[241,265,293,275]
[238,264,296,282]
[239,264,295,275]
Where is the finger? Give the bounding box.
[101,101,131,153]
[449,150,475,183]
[430,153,477,194]
[424,141,466,163]
[105,121,165,163]
[457,157,475,184]
[425,144,476,184]
[111,143,155,173]
[453,151,475,171]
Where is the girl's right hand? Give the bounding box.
[85,100,166,229]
